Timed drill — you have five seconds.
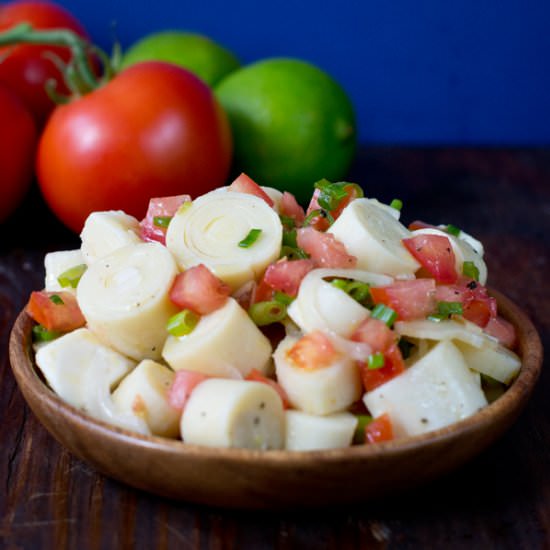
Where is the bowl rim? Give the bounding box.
[8,287,543,466]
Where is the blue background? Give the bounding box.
[59,0,549,145]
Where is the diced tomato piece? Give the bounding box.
[483,316,517,349]
[305,184,361,231]
[286,330,338,370]
[26,290,86,332]
[227,173,274,207]
[139,194,191,244]
[370,279,437,321]
[297,227,357,268]
[351,317,395,353]
[403,234,458,284]
[359,343,405,392]
[252,278,275,304]
[168,370,209,411]
[280,191,305,226]
[435,278,497,328]
[263,258,315,297]
[246,368,291,408]
[364,413,394,444]
[169,264,231,315]
[408,220,438,231]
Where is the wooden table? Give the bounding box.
[1,148,548,549]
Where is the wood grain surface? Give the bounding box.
[1,148,549,549]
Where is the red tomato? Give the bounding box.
[297,227,357,268]
[139,194,191,244]
[483,316,516,349]
[305,183,361,231]
[351,317,395,352]
[227,173,274,207]
[364,413,394,444]
[0,1,89,126]
[262,258,316,297]
[169,264,231,315]
[370,279,437,321]
[358,344,405,392]
[168,370,209,412]
[403,234,458,284]
[280,191,305,226]
[0,82,36,222]
[26,290,85,332]
[36,61,233,233]
[435,278,497,328]
[245,368,290,408]
[286,331,338,370]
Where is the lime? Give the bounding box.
[121,31,240,87]
[215,58,357,204]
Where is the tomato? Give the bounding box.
[286,331,338,370]
[36,61,233,233]
[358,344,405,392]
[169,264,231,315]
[0,1,89,126]
[305,183,361,231]
[435,278,497,328]
[280,191,305,226]
[0,82,36,222]
[297,227,357,268]
[262,258,315,297]
[168,370,209,412]
[364,413,394,444]
[351,317,395,352]
[227,173,274,206]
[403,234,458,284]
[140,194,191,244]
[370,279,437,321]
[26,290,85,332]
[484,316,516,349]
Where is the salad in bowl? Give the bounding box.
[24,174,522,452]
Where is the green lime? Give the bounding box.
[215,58,357,204]
[121,31,240,87]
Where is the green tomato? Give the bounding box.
[121,31,240,87]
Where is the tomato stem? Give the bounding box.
[0,23,106,94]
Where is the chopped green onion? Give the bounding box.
[238,228,262,248]
[390,198,403,211]
[346,281,371,304]
[314,178,349,211]
[282,228,298,248]
[57,263,87,288]
[32,324,61,342]
[353,414,373,444]
[166,309,199,337]
[302,208,324,227]
[371,304,397,327]
[367,352,386,370]
[279,215,295,229]
[429,301,463,321]
[280,245,309,260]
[445,224,461,236]
[462,260,480,281]
[248,301,287,326]
[330,278,371,305]
[273,291,294,305]
[153,215,172,228]
[330,278,349,291]
[49,294,64,305]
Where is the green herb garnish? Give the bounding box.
[57,263,87,288]
[238,228,262,248]
[166,310,200,337]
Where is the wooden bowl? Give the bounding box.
[9,289,543,509]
